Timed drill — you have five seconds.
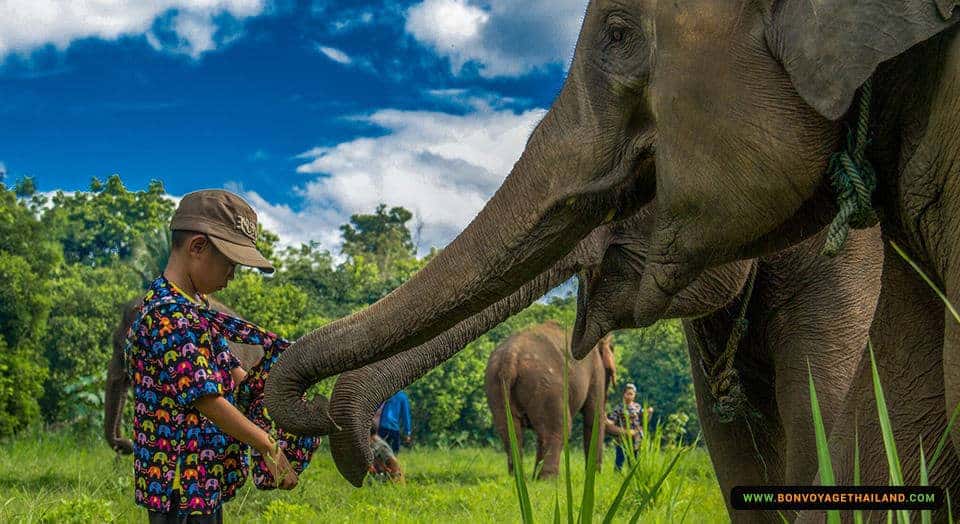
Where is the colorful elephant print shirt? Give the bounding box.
[125,276,320,516]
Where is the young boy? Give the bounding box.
[126,190,297,523]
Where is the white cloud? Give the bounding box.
[0,0,266,58]
[316,45,351,65]
[0,162,6,181]
[247,105,545,255]
[405,0,586,77]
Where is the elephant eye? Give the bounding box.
[611,28,624,43]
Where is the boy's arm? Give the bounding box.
[194,394,298,489]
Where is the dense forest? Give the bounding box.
[0,175,699,445]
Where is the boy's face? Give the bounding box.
[186,235,237,294]
[623,388,636,403]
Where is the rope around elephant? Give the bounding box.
[821,79,879,257]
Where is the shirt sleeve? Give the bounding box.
[163,306,226,407]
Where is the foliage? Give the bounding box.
[261,499,319,523]
[341,203,416,278]
[39,263,139,424]
[215,271,329,340]
[42,175,174,267]
[41,494,116,523]
[0,182,59,436]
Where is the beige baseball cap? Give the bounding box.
[170,189,274,273]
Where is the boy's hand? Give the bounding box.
[265,444,299,490]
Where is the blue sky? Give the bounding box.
[0,0,587,252]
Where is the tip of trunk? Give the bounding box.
[329,429,373,488]
[328,369,387,487]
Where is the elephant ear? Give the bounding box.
[768,0,960,120]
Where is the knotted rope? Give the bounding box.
[698,264,759,424]
[821,80,879,257]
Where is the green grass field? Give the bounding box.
[0,430,726,523]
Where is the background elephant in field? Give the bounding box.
[485,323,614,479]
[104,297,262,454]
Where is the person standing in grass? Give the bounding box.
[368,425,405,483]
[125,190,301,523]
[377,390,412,454]
[605,383,644,471]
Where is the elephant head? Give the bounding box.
[629,0,960,323]
[104,296,263,454]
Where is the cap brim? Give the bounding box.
[208,235,275,274]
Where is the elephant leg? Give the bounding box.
[500,415,524,475]
[535,431,562,480]
[810,243,960,523]
[581,393,604,471]
[489,386,524,474]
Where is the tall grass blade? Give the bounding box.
[868,343,910,524]
[502,379,534,524]
[808,362,840,524]
[554,490,562,524]
[627,447,687,524]
[601,447,646,524]
[920,439,931,524]
[563,348,574,524]
[929,401,960,472]
[854,428,863,524]
[578,398,602,524]
[889,241,960,324]
[947,490,953,524]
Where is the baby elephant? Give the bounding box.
[485,321,614,479]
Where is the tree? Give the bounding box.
[340,204,415,278]
[0,183,59,436]
[43,175,174,267]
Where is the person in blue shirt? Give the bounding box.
[375,390,412,454]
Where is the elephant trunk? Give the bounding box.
[327,227,610,486]
[263,88,649,437]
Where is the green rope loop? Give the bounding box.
[699,265,758,424]
[821,80,879,257]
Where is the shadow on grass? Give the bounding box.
[404,470,501,486]
[0,472,72,492]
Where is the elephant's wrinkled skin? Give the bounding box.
[485,323,614,479]
[104,297,262,454]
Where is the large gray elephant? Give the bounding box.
[485,323,614,479]
[323,207,886,522]
[265,0,960,504]
[104,297,263,454]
